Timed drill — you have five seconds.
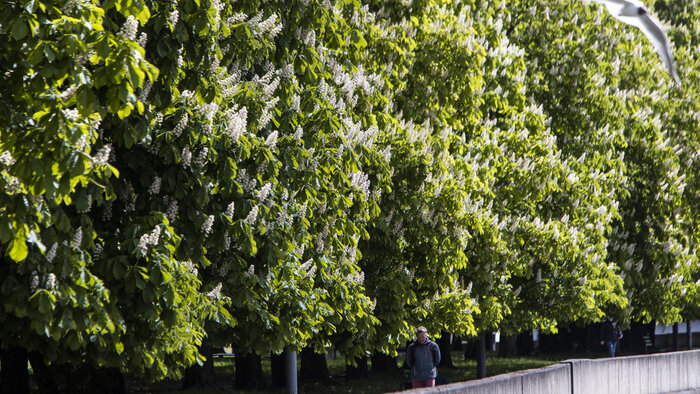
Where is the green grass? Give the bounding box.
[126,350,562,394]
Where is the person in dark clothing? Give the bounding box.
[405,326,441,388]
[600,318,623,357]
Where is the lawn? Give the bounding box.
[125,350,561,394]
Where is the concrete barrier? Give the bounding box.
[404,363,571,394]
[397,350,700,394]
[564,349,700,394]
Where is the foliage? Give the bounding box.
[0,0,697,382]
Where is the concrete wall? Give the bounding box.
[399,350,700,394]
[565,350,700,394]
[406,364,571,394]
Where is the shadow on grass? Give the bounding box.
[125,350,573,394]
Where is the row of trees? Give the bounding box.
[1,0,698,391]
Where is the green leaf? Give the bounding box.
[54,208,71,232]
[43,44,55,63]
[113,261,125,280]
[8,235,28,262]
[11,19,28,40]
[106,164,120,178]
[117,105,133,119]
[0,220,12,243]
[37,291,55,314]
[75,193,89,213]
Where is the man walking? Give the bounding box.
[600,318,623,357]
[406,326,441,388]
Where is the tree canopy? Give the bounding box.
[1,0,698,382]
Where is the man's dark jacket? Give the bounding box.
[406,339,441,380]
[600,319,621,343]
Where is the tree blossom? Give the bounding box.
[93,144,111,166]
[201,215,214,236]
[71,228,83,249]
[137,226,161,255]
[169,10,179,27]
[172,113,188,138]
[207,282,222,300]
[45,273,57,290]
[117,15,139,41]
[166,200,178,222]
[0,151,15,166]
[265,130,278,149]
[181,146,192,168]
[148,176,161,195]
[244,205,259,225]
[46,244,57,263]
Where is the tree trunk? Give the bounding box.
[52,363,85,393]
[89,367,125,394]
[626,321,655,355]
[538,331,563,354]
[568,324,588,357]
[568,327,580,357]
[0,344,30,394]
[463,338,477,361]
[485,332,495,352]
[585,324,595,353]
[285,349,297,394]
[673,323,680,351]
[498,334,518,358]
[476,334,486,379]
[686,321,693,350]
[345,356,368,380]
[234,352,264,390]
[25,353,114,394]
[370,352,397,372]
[299,347,329,383]
[270,350,287,388]
[182,344,216,388]
[28,352,58,394]
[452,336,463,351]
[516,331,534,356]
[436,331,454,368]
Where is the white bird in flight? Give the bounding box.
[592,0,680,85]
